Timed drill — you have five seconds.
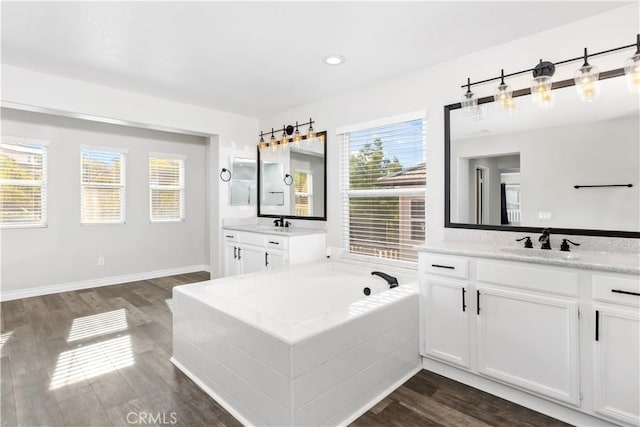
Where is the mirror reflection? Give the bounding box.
[448,74,639,233]
[258,131,326,219]
[230,157,256,206]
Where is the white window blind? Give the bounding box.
[294,170,313,216]
[340,117,426,264]
[81,148,126,224]
[149,155,184,222]
[0,140,48,228]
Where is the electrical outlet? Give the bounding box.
[538,212,552,220]
[98,257,105,266]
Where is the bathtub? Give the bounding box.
[171,261,421,426]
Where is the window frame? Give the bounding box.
[80,145,127,225]
[339,112,426,267]
[0,136,50,229]
[148,152,186,223]
[293,169,313,217]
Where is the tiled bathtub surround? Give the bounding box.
[172,261,421,426]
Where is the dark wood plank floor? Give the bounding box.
[1,272,570,427]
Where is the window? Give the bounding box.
[294,170,313,216]
[149,154,185,222]
[81,147,126,224]
[0,138,48,228]
[340,115,426,263]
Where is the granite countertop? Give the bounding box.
[223,224,326,237]
[416,241,640,275]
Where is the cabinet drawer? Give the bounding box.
[421,254,469,280]
[223,231,238,242]
[238,231,265,247]
[593,274,640,307]
[477,261,579,297]
[265,236,288,250]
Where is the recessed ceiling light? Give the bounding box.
[323,55,345,66]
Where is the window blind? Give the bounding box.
[294,170,312,216]
[340,117,426,263]
[149,156,184,222]
[0,142,48,227]
[81,149,126,224]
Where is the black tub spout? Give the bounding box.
[371,271,399,289]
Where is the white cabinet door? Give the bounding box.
[422,277,471,369]
[239,244,266,274]
[224,242,241,277]
[266,249,287,270]
[476,286,580,405]
[593,305,640,425]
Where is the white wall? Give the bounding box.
[1,109,209,294]
[1,65,260,283]
[258,5,638,251]
[452,116,639,230]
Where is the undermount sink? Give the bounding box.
[500,247,581,260]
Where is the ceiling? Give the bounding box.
[1,2,629,117]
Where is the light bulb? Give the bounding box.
[280,126,288,148]
[625,52,640,93]
[293,128,301,146]
[307,123,314,142]
[530,76,554,108]
[574,49,599,102]
[461,77,478,115]
[493,69,514,111]
[258,135,266,151]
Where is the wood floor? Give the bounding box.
[1,272,570,427]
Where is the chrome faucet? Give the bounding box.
[538,228,552,250]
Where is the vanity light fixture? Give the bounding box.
[624,34,640,92]
[574,48,600,101]
[530,60,555,109]
[461,77,478,115]
[280,125,289,149]
[494,69,515,111]
[258,119,315,151]
[306,118,316,144]
[459,33,639,109]
[269,128,277,152]
[293,122,302,147]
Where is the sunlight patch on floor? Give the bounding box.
[50,335,134,389]
[67,308,128,342]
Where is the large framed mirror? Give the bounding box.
[257,131,327,220]
[445,69,639,238]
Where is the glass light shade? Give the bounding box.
[258,137,266,151]
[269,135,277,151]
[624,52,640,93]
[574,64,600,102]
[494,82,513,110]
[307,125,315,143]
[280,131,288,147]
[530,76,554,108]
[461,90,478,114]
[293,129,301,146]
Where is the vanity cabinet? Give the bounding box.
[592,274,640,426]
[476,286,579,405]
[223,228,325,277]
[419,250,640,426]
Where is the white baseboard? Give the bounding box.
[0,264,210,301]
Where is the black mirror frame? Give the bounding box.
[257,130,327,221]
[444,68,640,238]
